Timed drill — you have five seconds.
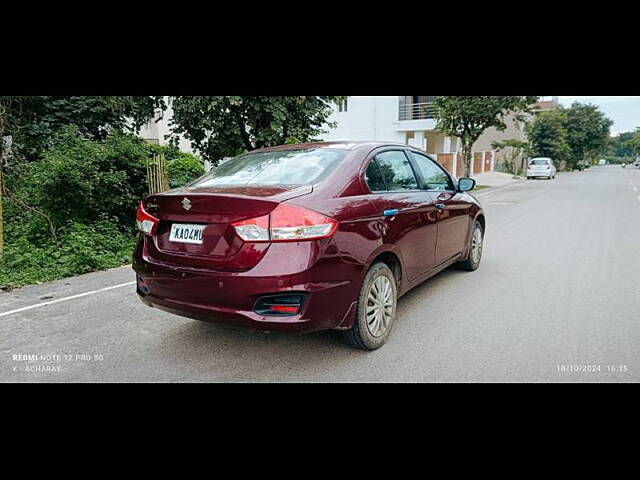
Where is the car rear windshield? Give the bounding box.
[530,159,551,165]
[191,148,348,187]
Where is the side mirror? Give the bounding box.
[457,178,476,192]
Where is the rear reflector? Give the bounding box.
[270,305,299,314]
[136,275,150,296]
[232,204,337,243]
[254,293,307,316]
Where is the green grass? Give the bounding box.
[0,222,137,290]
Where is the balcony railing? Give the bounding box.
[399,102,436,121]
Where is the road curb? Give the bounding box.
[474,179,527,198]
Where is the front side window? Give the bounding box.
[408,151,454,191]
[191,148,348,187]
[374,151,419,191]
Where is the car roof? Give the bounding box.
[250,141,416,154]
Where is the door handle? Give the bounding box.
[435,203,446,210]
[384,209,399,217]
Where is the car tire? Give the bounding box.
[342,262,398,351]
[457,221,484,272]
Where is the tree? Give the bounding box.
[0,96,165,161]
[627,128,640,155]
[609,131,637,158]
[0,96,166,256]
[525,108,572,168]
[168,96,345,164]
[433,96,539,177]
[17,126,152,231]
[564,102,613,165]
[491,139,530,177]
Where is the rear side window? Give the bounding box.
[365,160,388,193]
[408,151,453,191]
[372,151,419,191]
[192,148,348,187]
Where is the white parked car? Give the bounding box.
[634,158,640,168]
[527,158,557,180]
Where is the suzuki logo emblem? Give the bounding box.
[181,197,192,211]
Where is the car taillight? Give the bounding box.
[231,213,270,242]
[136,201,159,235]
[231,204,337,243]
[270,204,338,241]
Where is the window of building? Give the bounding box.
[405,131,415,145]
[336,97,348,112]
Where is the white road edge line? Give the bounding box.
[0,281,136,319]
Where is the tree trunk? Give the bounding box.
[462,141,472,178]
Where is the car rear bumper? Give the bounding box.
[132,237,361,333]
[136,292,355,333]
[527,170,553,177]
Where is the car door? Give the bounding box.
[407,150,471,265]
[364,149,439,281]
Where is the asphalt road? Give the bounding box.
[2,165,639,382]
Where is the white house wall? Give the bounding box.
[321,96,405,143]
[472,114,528,152]
[138,96,194,154]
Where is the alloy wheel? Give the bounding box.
[471,227,483,265]
[366,275,394,338]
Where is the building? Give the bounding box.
[320,96,559,177]
[137,96,560,176]
[137,97,194,154]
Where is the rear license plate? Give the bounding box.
[169,224,205,245]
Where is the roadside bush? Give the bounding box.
[0,127,201,289]
[0,220,136,289]
[167,153,205,188]
[144,143,205,188]
[16,126,149,232]
[605,155,633,165]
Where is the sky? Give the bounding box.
[558,96,640,136]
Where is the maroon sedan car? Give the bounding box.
[133,142,485,350]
